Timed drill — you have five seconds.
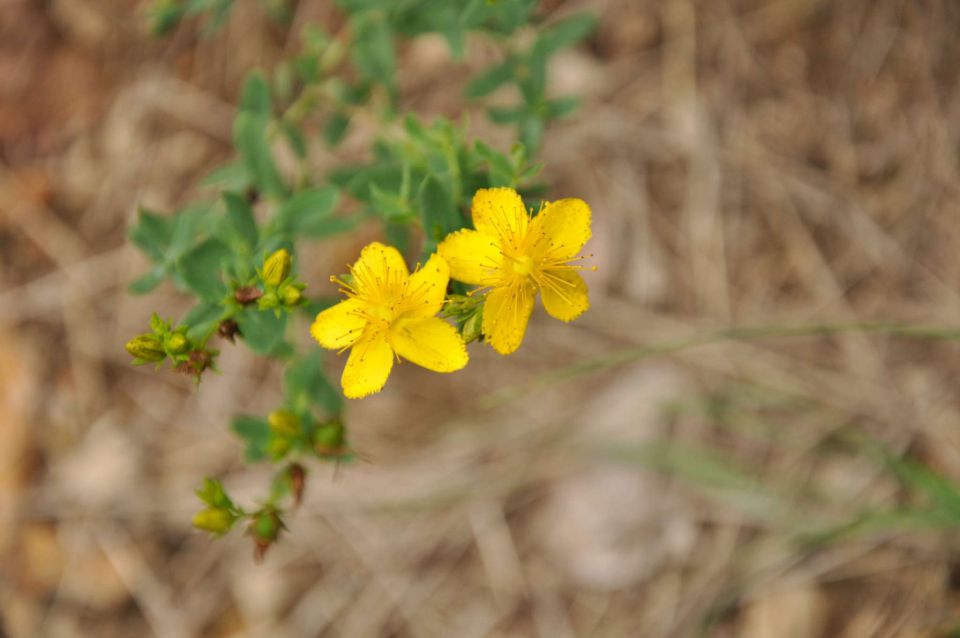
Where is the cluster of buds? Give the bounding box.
[125,313,219,380]
[191,476,290,562]
[192,478,241,537]
[443,294,485,344]
[255,249,307,315]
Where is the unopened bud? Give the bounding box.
[126,334,166,362]
[262,249,291,288]
[167,332,189,354]
[268,410,299,437]
[461,311,483,344]
[281,285,302,307]
[314,420,346,454]
[248,508,285,562]
[268,435,291,459]
[192,508,234,535]
[257,290,279,310]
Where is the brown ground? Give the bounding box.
[3,1,960,636]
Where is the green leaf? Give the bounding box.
[324,112,351,147]
[350,12,395,93]
[280,119,307,158]
[239,72,273,116]
[128,266,166,295]
[418,175,461,248]
[284,351,343,415]
[222,192,258,250]
[231,415,271,462]
[233,111,287,199]
[438,12,466,59]
[274,186,341,236]
[465,60,514,99]
[304,216,359,238]
[199,162,251,191]
[149,0,187,36]
[177,238,230,302]
[236,309,287,354]
[519,114,545,153]
[195,477,235,509]
[545,96,581,120]
[517,55,547,104]
[129,208,172,263]
[473,141,514,187]
[169,204,214,256]
[533,13,598,57]
[487,106,526,124]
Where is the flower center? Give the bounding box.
[512,255,535,277]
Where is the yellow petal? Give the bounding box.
[528,198,592,260]
[310,299,367,350]
[351,241,409,297]
[438,229,503,286]
[390,317,468,372]
[341,331,394,399]
[482,282,535,355]
[539,269,589,322]
[402,253,450,318]
[471,187,529,250]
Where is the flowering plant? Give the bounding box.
[125,1,597,557]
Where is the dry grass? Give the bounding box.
[3,0,960,636]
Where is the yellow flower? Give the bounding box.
[310,242,468,398]
[438,187,592,355]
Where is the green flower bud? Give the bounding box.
[250,509,283,542]
[268,434,291,460]
[257,290,279,310]
[192,508,235,535]
[248,508,285,562]
[262,248,291,288]
[126,334,166,362]
[268,410,300,437]
[281,285,302,307]
[166,332,189,354]
[461,311,483,344]
[314,420,346,453]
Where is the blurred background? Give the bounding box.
[3,0,960,636]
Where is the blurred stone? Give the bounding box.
[540,364,697,590]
